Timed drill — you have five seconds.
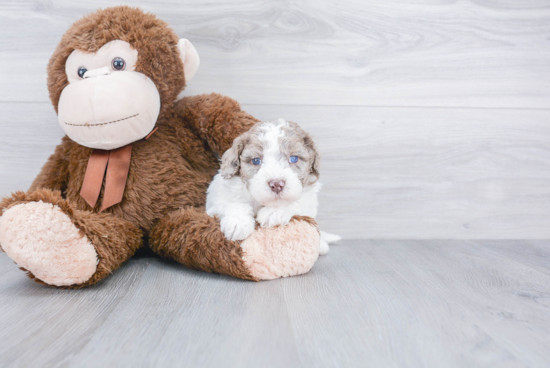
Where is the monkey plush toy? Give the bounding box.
[0,6,320,288]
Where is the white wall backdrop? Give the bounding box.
[1,0,549,238]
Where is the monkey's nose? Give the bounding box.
[83,66,111,78]
[268,180,285,194]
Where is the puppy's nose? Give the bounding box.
[268,179,285,194]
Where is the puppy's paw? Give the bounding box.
[319,239,330,255]
[257,207,294,228]
[220,215,255,241]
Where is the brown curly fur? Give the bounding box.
[150,207,257,281]
[1,6,265,288]
[0,189,143,288]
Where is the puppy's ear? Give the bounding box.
[303,133,321,184]
[287,121,321,185]
[220,135,247,179]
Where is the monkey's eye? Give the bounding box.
[77,67,88,79]
[289,156,299,163]
[112,57,126,71]
[252,158,262,165]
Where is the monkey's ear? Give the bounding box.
[177,39,200,82]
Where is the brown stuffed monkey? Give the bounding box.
[0,6,320,288]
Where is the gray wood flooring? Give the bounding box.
[2,0,550,109]
[1,240,549,368]
[1,0,549,239]
[3,102,549,239]
[1,2,549,367]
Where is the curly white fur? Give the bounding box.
[206,119,340,254]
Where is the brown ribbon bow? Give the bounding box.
[80,144,133,212]
[79,127,157,211]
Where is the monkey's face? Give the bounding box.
[48,7,200,150]
[55,37,199,150]
[58,40,160,150]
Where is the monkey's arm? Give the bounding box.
[176,93,259,156]
[28,137,70,193]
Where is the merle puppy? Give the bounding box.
[206,118,340,254]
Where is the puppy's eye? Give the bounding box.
[289,156,299,163]
[112,57,126,71]
[77,67,88,79]
[252,158,262,165]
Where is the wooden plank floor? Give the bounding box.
[1,1,550,239]
[2,0,550,239]
[2,0,550,109]
[2,102,550,239]
[1,240,549,368]
[1,2,549,367]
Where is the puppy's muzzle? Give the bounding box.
[268,179,285,194]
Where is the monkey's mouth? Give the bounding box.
[64,113,139,127]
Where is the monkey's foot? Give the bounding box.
[240,217,320,280]
[149,208,320,281]
[0,201,97,287]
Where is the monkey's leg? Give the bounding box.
[0,189,142,288]
[149,206,320,281]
